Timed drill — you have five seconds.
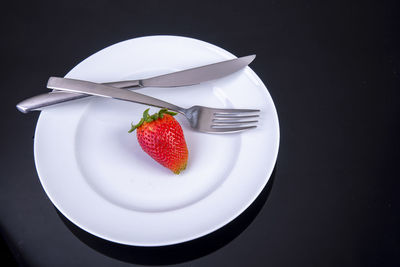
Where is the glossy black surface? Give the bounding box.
[2,0,399,266]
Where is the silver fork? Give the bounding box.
[47,77,260,133]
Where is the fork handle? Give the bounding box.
[16,79,142,113]
[46,77,185,113]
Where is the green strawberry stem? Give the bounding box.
[128,108,178,133]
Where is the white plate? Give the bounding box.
[34,36,280,246]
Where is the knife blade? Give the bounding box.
[16,55,255,113]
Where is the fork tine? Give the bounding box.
[212,120,258,126]
[214,114,259,119]
[214,109,260,115]
[209,125,257,133]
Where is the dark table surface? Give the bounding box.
[2,0,399,266]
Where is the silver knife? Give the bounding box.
[16,55,255,113]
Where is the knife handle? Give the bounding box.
[16,80,142,113]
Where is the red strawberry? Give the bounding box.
[129,108,188,174]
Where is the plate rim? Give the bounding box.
[34,35,280,246]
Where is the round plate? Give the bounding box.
[34,36,280,246]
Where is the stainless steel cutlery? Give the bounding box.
[17,55,260,133]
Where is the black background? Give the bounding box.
[1,0,400,266]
